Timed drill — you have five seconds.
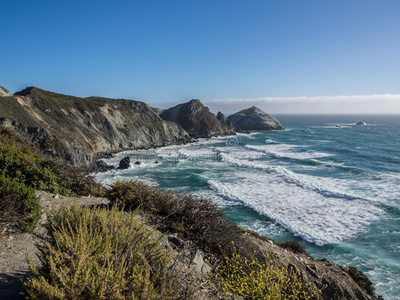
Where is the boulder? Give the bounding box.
[356,121,367,125]
[95,160,114,172]
[228,106,284,131]
[189,250,211,274]
[118,157,131,169]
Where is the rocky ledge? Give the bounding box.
[228,106,284,131]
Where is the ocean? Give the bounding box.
[95,115,400,299]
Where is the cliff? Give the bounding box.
[228,106,284,130]
[0,87,192,167]
[160,99,235,138]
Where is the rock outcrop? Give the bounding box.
[356,121,367,125]
[0,86,12,97]
[0,86,192,167]
[228,106,284,131]
[118,157,131,169]
[160,99,235,138]
[246,234,378,300]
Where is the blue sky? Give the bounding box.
[1,0,400,113]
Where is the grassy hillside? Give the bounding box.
[0,87,191,166]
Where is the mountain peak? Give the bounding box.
[14,86,43,96]
[237,106,265,116]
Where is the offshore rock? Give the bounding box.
[228,106,284,131]
[118,157,131,170]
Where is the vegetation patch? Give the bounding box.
[24,203,188,299]
[277,240,310,257]
[0,173,41,232]
[106,180,242,256]
[346,266,376,297]
[0,127,103,231]
[208,243,321,299]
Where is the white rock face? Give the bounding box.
[228,106,284,131]
[0,86,12,97]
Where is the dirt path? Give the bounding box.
[0,191,109,299]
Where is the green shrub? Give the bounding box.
[208,243,321,300]
[0,144,61,193]
[106,180,241,256]
[24,203,188,300]
[0,126,102,197]
[346,266,375,296]
[0,173,41,231]
[277,240,310,257]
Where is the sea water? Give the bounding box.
[96,115,400,299]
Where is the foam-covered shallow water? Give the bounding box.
[96,115,400,299]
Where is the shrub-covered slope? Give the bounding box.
[0,87,192,167]
[0,127,100,232]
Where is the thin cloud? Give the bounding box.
[203,94,400,115]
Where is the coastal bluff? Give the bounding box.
[0,86,192,167]
[228,106,284,131]
[0,86,239,169]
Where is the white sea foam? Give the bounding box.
[244,144,332,160]
[265,139,277,144]
[219,152,369,201]
[207,172,383,245]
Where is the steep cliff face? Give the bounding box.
[0,87,192,167]
[228,106,284,131]
[160,99,235,138]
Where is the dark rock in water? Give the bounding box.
[134,161,141,165]
[160,99,235,138]
[228,106,284,131]
[356,121,367,125]
[95,160,113,172]
[118,157,131,169]
[154,161,159,164]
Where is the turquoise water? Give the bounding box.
[96,115,400,299]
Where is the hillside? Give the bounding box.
[0,87,192,167]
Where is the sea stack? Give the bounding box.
[160,99,235,138]
[227,106,284,131]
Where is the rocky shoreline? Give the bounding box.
[0,85,382,299]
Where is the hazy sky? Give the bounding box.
[1,0,400,114]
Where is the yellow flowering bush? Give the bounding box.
[208,243,321,300]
